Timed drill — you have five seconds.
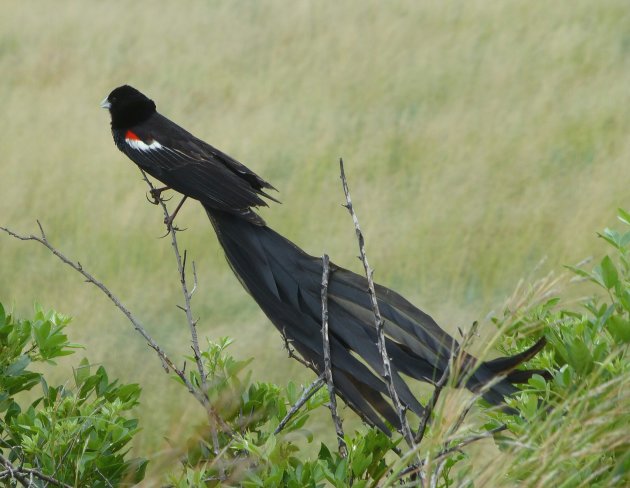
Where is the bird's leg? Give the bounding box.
[164,196,188,231]
[147,186,172,205]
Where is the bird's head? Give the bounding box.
[101,85,156,129]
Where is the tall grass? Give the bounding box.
[1,0,629,477]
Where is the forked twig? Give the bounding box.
[415,321,480,444]
[0,445,72,487]
[281,331,316,369]
[399,425,508,480]
[0,222,231,435]
[138,171,224,457]
[320,254,347,457]
[415,360,451,445]
[339,159,417,452]
[274,375,325,435]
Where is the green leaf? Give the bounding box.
[565,265,595,281]
[351,451,373,477]
[617,208,630,226]
[318,442,333,463]
[5,355,31,376]
[286,381,298,404]
[600,256,618,289]
[520,393,538,420]
[567,340,593,376]
[527,373,547,391]
[74,358,91,386]
[334,458,347,483]
[607,315,630,343]
[598,229,622,250]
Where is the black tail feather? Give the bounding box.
[206,207,547,432]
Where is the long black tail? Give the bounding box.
[206,206,546,433]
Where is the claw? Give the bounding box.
[147,186,171,205]
[153,194,188,238]
[158,218,187,238]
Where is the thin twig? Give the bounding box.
[446,374,506,443]
[429,458,448,488]
[415,359,451,445]
[0,222,231,435]
[415,322,480,444]
[437,425,507,461]
[139,171,207,394]
[320,254,347,457]
[281,330,316,369]
[397,425,507,480]
[0,454,72,488]
[274,375,325,435]
[339,158,417,451]
[139,171,224,462]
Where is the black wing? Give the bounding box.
[118,112,277,225]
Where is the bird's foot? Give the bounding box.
[158,214,187,238]
[147,186,171,205]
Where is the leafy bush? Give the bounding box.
[0,304,147,487]
[483,209,630,487]
[1,211,628,487]
[168,210,630,487]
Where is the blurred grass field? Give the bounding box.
[1,0,629,481]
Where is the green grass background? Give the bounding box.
[1,0,628,480]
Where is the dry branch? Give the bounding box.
[0,221,230,435]
[274,375,325,435]
[415,321,480,444]
[338,158,417,451]
[320,253,347,457]
[0,453,72,488]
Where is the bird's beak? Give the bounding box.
[100,96,111,109]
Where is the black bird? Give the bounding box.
[101,85,277,226]
[102,85,547,433]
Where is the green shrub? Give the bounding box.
[484,209,630,487]
[2,210,628,487]
[0,305,147,487]
[168,210,630,487]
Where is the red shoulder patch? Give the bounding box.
[125,130,141,141]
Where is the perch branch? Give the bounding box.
[398,425,507,481]
[320,254,347,457]
[0,222,231,435]
[339,158,417,451]
[281,331,316,369]
[415,321,480,444]
[138,171,224,458]
[139,171,207,394]
[274,375,325,435]
[0,453,73,488]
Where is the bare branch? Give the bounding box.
[415,321,480,444]
[281,330,316,370]
[437,424,507,461]
[446,374,506,443]
[429,458,448,488]
[190,260,199,298]
[274,375,325,435]
[139,172,207,392]
[415,358,451,445]
[0,453,72,488]
[398,425,507,481]
[320,254,347,457]
[338,159,417,451]
[138,171,225,458]
[0,222,231,435]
